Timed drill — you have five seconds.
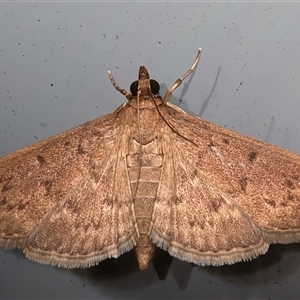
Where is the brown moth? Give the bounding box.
[1,48,300,271]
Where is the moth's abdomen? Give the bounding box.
[126,153,163,270]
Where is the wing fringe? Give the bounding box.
[23,233,138,268]
[151,229,269,266]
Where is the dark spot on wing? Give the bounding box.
[1,176,13,192]
[175,196,184,204]
[264,198,276,208]
[82,218,102,233]
[225,188,235,195]
[0,197,8,205]
[285,179,295,189]
[1,183,12,192]
[77,144,84,154]
[91,169,101,183]
[37,155,45,164]
[202,123,210,130]
[7,203,16,210]
[64,199,74,211]
[91,219,101,230]
[189,219,196,227]
[83,223,90,232]
[207,141,214,149]
[207,219,214,227]
[211,196,226,212]
[286,192,299,202]
[264,194,295,208]
[42,180,52,195]
[64,141,71,147]
[248,151,257,163]
[18,201,29,210]
[192,168,199,178]
[239,177,247,192]
[222,138,229,145]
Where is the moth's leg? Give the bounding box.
[163,48,203,103]
[108,70,132,100]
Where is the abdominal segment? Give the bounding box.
[126,150,163,270]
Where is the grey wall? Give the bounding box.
[1,2,300,299]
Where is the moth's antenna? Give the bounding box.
[108,71,132,101]
[163,48,203,103]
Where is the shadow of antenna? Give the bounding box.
[198,66,221,118]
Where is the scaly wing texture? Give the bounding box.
[0,110,138,267]
[150,103,300,266]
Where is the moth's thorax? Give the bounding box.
[123,95,164,146]
[128,94,163,110]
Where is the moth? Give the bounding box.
[1,48,300,271]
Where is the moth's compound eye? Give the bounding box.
[150,79,160,95]
[130,79,160,96]
[130,81,138,96]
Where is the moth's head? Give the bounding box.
[130,66,160,97]
[138,66,150,80]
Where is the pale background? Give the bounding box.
[1,1,300,299]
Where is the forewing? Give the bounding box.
[177,110,300,243]
[25,149,137,267]
[150,103,300,266]
[0,109,138,267]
